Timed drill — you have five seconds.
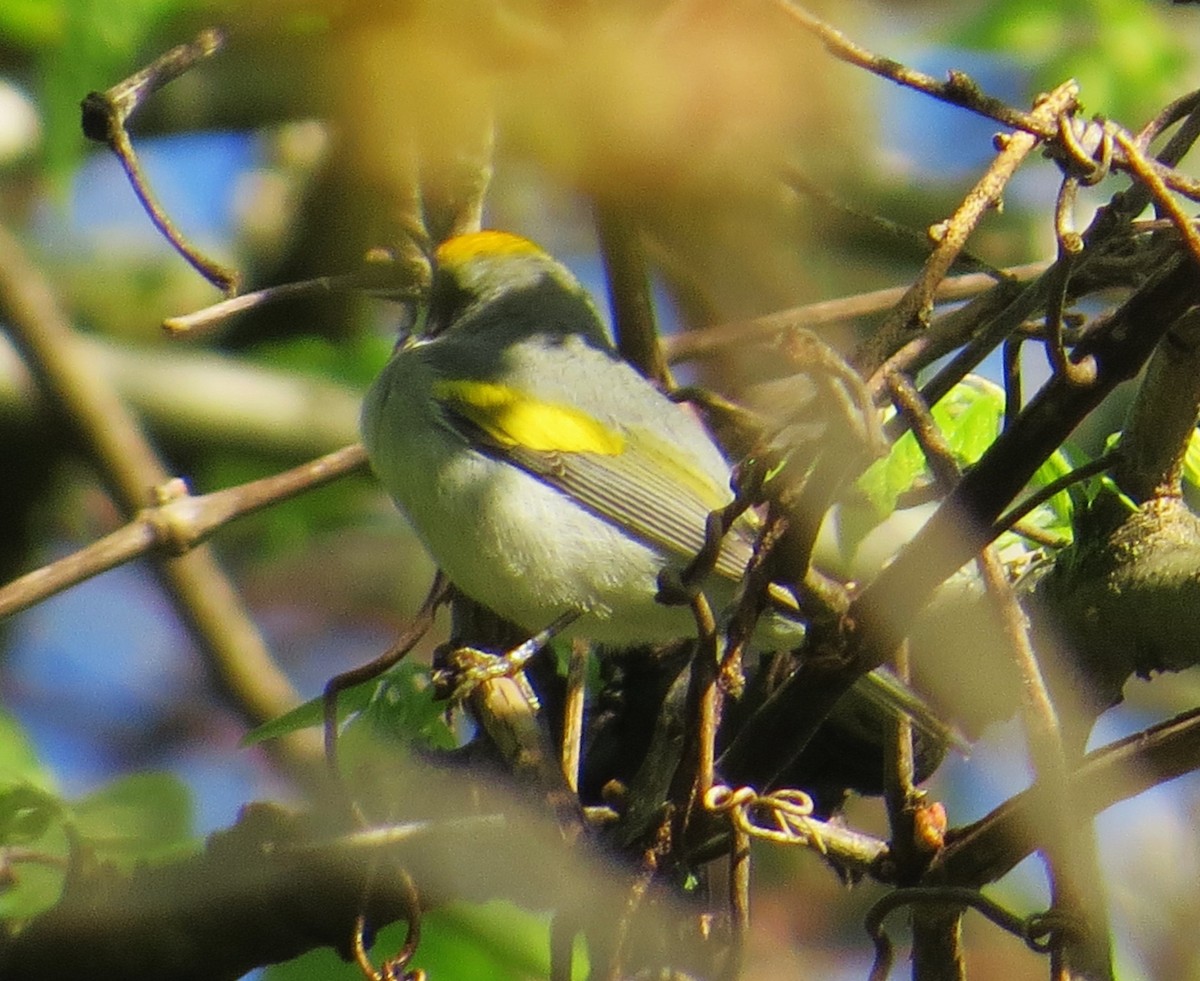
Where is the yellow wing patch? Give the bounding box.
[433,380,625,455]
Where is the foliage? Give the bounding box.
[948,0,1196,124]
[0,710,194,921]
[2,1,1200,980]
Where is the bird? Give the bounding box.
[360,228,956,750]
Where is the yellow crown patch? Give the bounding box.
[435,231,546,271]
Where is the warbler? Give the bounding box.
[361,230,952,742]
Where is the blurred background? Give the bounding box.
[1,1,1200,978]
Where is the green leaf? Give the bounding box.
[70,771,194,864]
[1182,428,1200,494]
[1024,446,1078,541]
[0,768,196,919]
[0,708,54,792]
[243,673,380,746]
[245,663,454,753]
[857,377,1005,519]
[413,901,575,979]
[0,783,64,844]
[262,901,579,981]
[344,663,456,753]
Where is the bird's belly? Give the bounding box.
[403,449,707,644]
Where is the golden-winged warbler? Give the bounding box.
[361,230,950,741]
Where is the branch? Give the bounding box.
[162,271,405,337]
[850,254,1200,674]
[80,29,238,293]
[0,332,361,457]
[1114,308,1200,501]
[663,262,1048,366]
[774,3,1200,203]
[0,445,368,620]
[0,222,319,767]
[0,794,601,981]
[935,707,1200,887]
[857,81,1080,377]
[887,373,1113,978]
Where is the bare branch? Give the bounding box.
[774,3,1200,202]
[0,222,318,766]
[665,262,1049,366]
[858,81,1080,376]
[937,707,1200,887]
[0,445,368,620]
[80,29,238,293]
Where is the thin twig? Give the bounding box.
[1046,177,1097,386]
[1002,336,1022,429]
[601,821,668,981]
[688,590,721,803]
[1114,128,1200,271]
[1135,89,1200,149]
[887,371,1108,977]
[775,2,1053,134]
[665,261,1048,366]
[867,886,1052,981]
[774,3,1200,202]
[163,270,411,337]
[724,824,751,981]
[859,81,1080,376]
[992,452,1118,537]
[975,546,1107,980]
[784,167,1010,278]
[80,29,238,293]
[849,249,1200,676]
[322,572,450,772]
[937,706,1200,887]
[561,638,589,794]
[870,274,1035,398]
[1083,95,1200,244]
